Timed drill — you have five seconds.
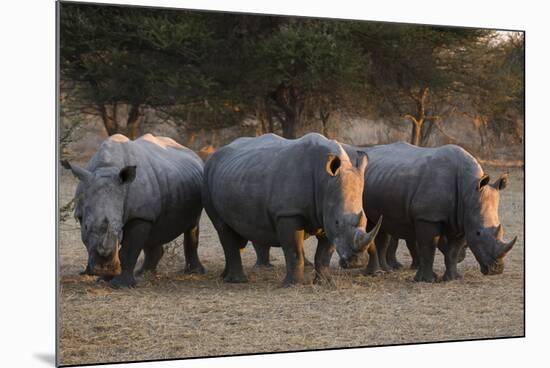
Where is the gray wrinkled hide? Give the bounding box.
[72,134,203,282]
[203,133,373,284]
[75,134,203,238]
[345,142,514,278]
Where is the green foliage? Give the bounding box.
[251,19,365,95]
[60,3,215,107]
[59,3,524,139]
[349,22,492,115]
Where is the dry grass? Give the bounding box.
[58,167,524,366]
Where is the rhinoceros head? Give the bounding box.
[322,147,382,262]
[62,160,136,276]
[465,173,516,275]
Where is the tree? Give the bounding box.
[60,3,216,138]
[467,32,524,140]
[241,18,367,138]
[350,23,491,146]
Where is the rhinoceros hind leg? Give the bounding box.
[414,270,438,282]
[442,269,462,281]
[413,221,440,283]
[183,224,205,274]
[217,224,248,283]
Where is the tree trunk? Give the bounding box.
[267,107,274,133]
[281,116,296,139]
[263,96,274,133]
[270,83,302,139]
[406,87,434,146]
[256,98,267,136]
[99,104,119,136]
[420,119,434,146]
[126,104,141,140]
[319,109,331,138]
[411,119,423,146]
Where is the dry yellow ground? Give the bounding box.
[58,167,524,366]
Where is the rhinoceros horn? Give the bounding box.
[61,160,92,182]
[494,224,504,240]
[93,224,122,276]
[496,236,517,259]
[352,215,383,252]
[97,222,119,258]
[492,224,516,259]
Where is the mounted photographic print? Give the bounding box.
[56,1,525,366]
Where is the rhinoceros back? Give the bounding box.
[346,142,484,237]
[82,133,203,225]
[204,133,341,244]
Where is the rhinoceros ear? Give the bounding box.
[326,154,341,176]
[355,151,369,172]
[493,173,509,191]
[61,160,91,182]
[118,166,137,185]
[477,174,490,191]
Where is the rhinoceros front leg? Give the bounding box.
[376,233,394,272]
[183,224,205,274]
[363,229,390,276]
[80,258,95,276]
[441,237,466,281]
[313,235,335,284]
[110,219,153,288]
[253,242,313,268]
[363,242,381,275]
[276,217,306,287]
[217,223,248,283]
[413,221,440,282]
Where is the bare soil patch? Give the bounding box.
[58,167,524,366]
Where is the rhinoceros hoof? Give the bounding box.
[363,268,385,277]
[223,273,248,283]
[313,273,333,285]
[389,261,404,270]
[254,262,274,269]
[96,275,114,283]
[136,268,157,277]
[442,271,463,282]
[80,266,96,276]
[109,274,137,288]
[183,263,206,275]
[413,270,438,283]
[281,275,305,287]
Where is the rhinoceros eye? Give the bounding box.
[476,231,481,236]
